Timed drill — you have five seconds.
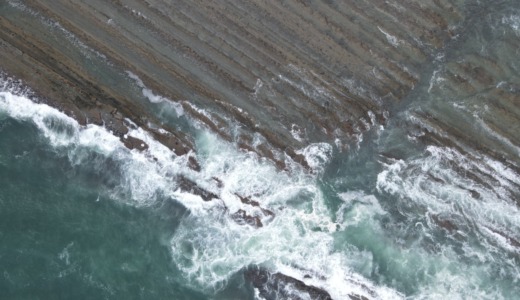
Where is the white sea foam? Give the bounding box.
[58,242,74,266]
[378,145,520,217]
[336,191,386,229]
[166,132,404,299]
[0,81,184,206]
[126,72,163,103]
[376,145,520,298]
[0,91,81,147]
[290,124,305,142]
[126,71,184,116]
[428,69,446,93]
[467,110,520,157]
[4,78,517,298]
[378,26,401,47]
[252,79,263,97]
[296,142,333,172]
[341,77,382,106]
[1,80,404,299]
[288,64,339,104]
[502,14,520,35]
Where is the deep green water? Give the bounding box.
[0,118,208,299]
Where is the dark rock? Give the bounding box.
[231,209,263,228]
[244,267,333,300]
[431,215,458,232]
[0,13,196,159]
[349,294,370,300]
[469,189,481,199]
[286,148,311,170]
[485,226,520,249]
[188,156,201,172]
[150,130,193,157]
[177,176,218,202]
[235,193,261,207]
[235,193,275,218]
[428,174,446,184]
[105,116,129,136]
[212,177,224,188]
[122,135,149,151]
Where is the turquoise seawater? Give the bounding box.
[0,116,208,299]
[1,66,519,299]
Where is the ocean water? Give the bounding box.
[1,1,520,300]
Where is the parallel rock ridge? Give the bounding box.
[402,1,520,208]
[0,0,486,299]
[0,0,463,169]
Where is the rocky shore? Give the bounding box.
[0,0,466,169]
[2,0,519,299]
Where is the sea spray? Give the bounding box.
[375,144,520,298]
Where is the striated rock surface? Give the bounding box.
[0,0,466,169]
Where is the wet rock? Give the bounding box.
[244,267,332,300]
[112,111,123,120]
[188,156,201,172]
[0,12,196,159]
[485,226,520,249]
[468,189,481,199]
[150,129,193,157]
[428,174,446,184]
[231,209,263,228]
[349,295,370,300]
[105,117,130,137]
[431,214,458,232]
[122,135,149,151]
[235,193,275,218]
[177,176,218,201]
[86,110,104,126]
[212,177,224,188]
[1,0,467,170]
[275,159,287,171]
[235,193,261,207]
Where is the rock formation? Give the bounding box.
[0,0,465,169]
[4,1,518,299]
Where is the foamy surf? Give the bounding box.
[0,79,403,299]
[376,145,520,299]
